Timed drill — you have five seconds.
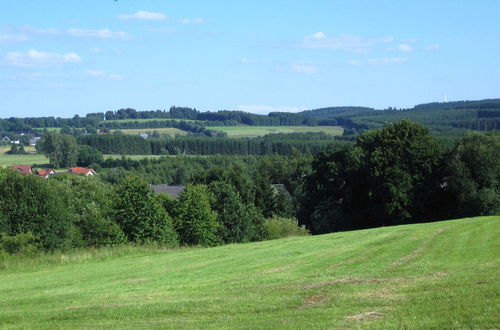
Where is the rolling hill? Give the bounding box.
[0,216,498,328]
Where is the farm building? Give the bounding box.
[11,165,33,175]
[37,169,55,179]
[68,167,97,176]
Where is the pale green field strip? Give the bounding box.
[102,118,196,123]
[211,125,344,138]
[0,216,498,328]
[0,147,166,167]
[111,128,188,136]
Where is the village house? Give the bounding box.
[11,165,33,175]
[37,169,55,179]
[68,167,97,176]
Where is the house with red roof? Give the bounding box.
[11,165,33,175]
[37,169,55,179]
[68,167,97,176]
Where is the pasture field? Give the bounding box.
[110,127,188,136]
[0,216,498,328]
[0,146,165,167]
[0,146,48,167]
[211,125,344,138]
[102,118,195,124]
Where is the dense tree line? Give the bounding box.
[298,121,500,234]
[77,133,352,156]
[0,167,304,254]
[99,119,225,137]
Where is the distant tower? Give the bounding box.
[444,95,448,102]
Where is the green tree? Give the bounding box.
[77,145,103,167]
[173,184,221,246]
[447,131,500,217]
[0,169,77,250]
[113,176,178,246]
[38,132,78,168]
[208,181,261,243]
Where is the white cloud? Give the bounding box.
[86,70,124,80]
[396,44,412,52]
[119,11,167,20]
[308,32,326,40]
[5,49,82,67]
[291,64,319,74]
[235,105,307,114]
[301,33,394,52]
[180,18,204,24]
[67,28,132,39]
[0,33,29,43]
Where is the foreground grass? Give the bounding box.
[210,125,344,138]
[0,216,498,329]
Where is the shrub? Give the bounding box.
[0,232,39,255]
[263,217,310,240]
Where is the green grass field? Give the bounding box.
[0,146,165,168]
[111,128,188,136]
[211,125,344,138]
[102,118,195,124]
[0,216,498,328]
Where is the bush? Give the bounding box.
[0,232,39,255]
[263,217,310,240]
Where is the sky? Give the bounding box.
[0,0,499,118]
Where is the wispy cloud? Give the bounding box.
[301,32,394,52]
[67,29,132,39]
[119,11,167,20]
[0,33,29,43]
[180,18,204,24]
[86,70,124,80]
[351,57,407,66]
[396,44,412,52]
[5,49,82,67]
[291,64,319,74]
[235,105,308,114]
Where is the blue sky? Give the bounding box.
[1,0,499,117]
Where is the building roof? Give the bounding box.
[69,167,96,175]
[12,165,32,174]
[37,169,55,178]
[150,185,186,198]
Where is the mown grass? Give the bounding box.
[211,125,344,138]
[102,118,195,124]
[110,128,188,136]
[0,146,167,167]
[0,216,498,329]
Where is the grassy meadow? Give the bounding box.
[211,125,344,138]
[110,128,188,136]
[0,146,165,168]
[0,216,498,328]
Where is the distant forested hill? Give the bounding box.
[1,99,499,136]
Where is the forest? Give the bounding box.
[1,118,498,254]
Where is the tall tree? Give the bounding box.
[37,132,78,168]
[173,184,221,246]
[113,176,178,246]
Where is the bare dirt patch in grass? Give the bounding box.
[126,278,150,284]
[300,293,328,308]
[345,311,384,322]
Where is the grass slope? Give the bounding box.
[0,216,498,329]
[210,125,344,138]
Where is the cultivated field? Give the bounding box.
[0,146,48,167]
[0,216,497,328]
[110,128,188,136]
[0,146,164,168]
[211,125,344,138]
